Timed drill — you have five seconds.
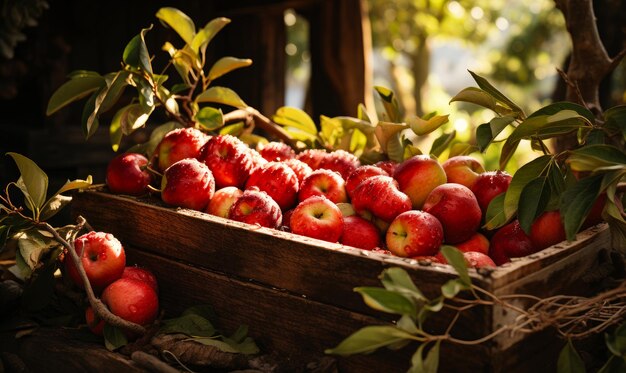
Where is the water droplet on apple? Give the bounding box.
[129,305,138,313]
[99,253,107,260]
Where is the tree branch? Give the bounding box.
[223,107,298,149]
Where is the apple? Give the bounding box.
[529,210,566,250]
[206,186,243,218]
[375,160,399,176]
[411,255,443,264]
[106,153,152,196]
[441,155,486,189]
[281,209,294,230]
[153,127,209,172]
[454,232,490,255]
[386,210,444,257]
[290,195,344,242]
[296,149,329,170]
[470,170,512,214]
[246,162,299,211]
[283,158,313,184]
[121,266,158,293]
[463,252,496,268]
[345,165,389,199]
[161,158,215,211]
[101,278,159,326]
[198,134,254,189]
[228,188,282,228]
[318,149,361,179]
[298,169,348,204]
[422,183,482,244]
[340,215,381,250]
[393,155,447,209]
[351,175,412,223]
[65,231,126,292]
[258,141,296,161]
[85,306,104,336]
[489,220,536,265]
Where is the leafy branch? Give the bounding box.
[326,247,626,372]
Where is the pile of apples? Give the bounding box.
[64,231,160,335]
[106,127,597,269]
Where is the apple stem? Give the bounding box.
[146,185,162,194]
[39,216,147,335]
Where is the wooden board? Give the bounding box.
[71,190,613,371]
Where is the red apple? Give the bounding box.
[340,215,381,250]
[101,278,159,326]
[245,162,299,211]
[318,149,361,179]
[422,183,482,244]
[228,188,282,228]
[393,155,447,209]
[441,155,486,189]
[386,210,444,257]
[85,306,104,336]
[206,186,243,218]
[153,127,209,172]
[489,220,536,265]
[529,210,566,250]
[106,153,152,196]
[281,209,294,230]
[351,175,412,223]
[411,255,443,264]
[296,149,329,170]
[161,158,215,211]
[121,266,158,293]
[198,134,254,189]
[470,170,512,214]
[65,231,126,292]
[375,160,399,176]
[454,232,490,255]
[290,195,344,242]
[345,165,389,199]
[258,141,296,161]
[463,251,496,268]
[298,169,348,204]
[283,158,313,184]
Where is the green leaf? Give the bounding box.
[430,130,456,157]
[189,336,259,355]
[567,145,626,173]
[39,195,72,221]
[386,133,405,163]
[182,304,218,324]
[557,340,585,373]
[355,287,417,316]
[605,321,626,358]
[504,155,552,220]
[380,268,425,301]
[127,122,182,157]
[114,104,154,136]
[20,261,57,312]
[396,315,419,334]
[604,105,626,141]
[408,114,449,136]
[484,192,509,230]
[103,324,128,351]
[560,174,603,241]
[98,71,131,113]
[449,143,477,157]
[156,7,196,45]
[273,106,318,135]
[195,107,224,130]
[160,313,215,337]
[440,245,470,286]
[46,75,104,115]
[18,229,51,270]
[208,57,252,81]
[191,17,231,55]
[374,121,408,153]
[229,325,249,344]
[529,102,595,123]
[450,87,497,111]
[195,86,247,108]
[123,26,153,74]
[358,103,372,123]
[476,116,516,152]
[81,92,100,139]
[374,86,402,123]
[325,325,417,356]
[499,138,520,170]
[441,278,468,299]
[219,122,244,137]
[597,355,626,373]
[7,152,48,211]
[517,176,551,234]
[410,341,441,373]
[508,110,591,144]
[468,70,523,115]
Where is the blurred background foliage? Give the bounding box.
[284,0,625,172]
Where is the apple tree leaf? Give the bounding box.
[504,155,552,221]
[430,130,456,157]
[46,74,105,116]
[375,121,408,153]
[160,313,215,337]
[191,17,231,56]
[449,87,497,111]
[374,86,402,123]
[468,70,523,115]
[208,57,252,81]
[409,341,441,373]
[476,116,515,152]
[605,322,626,358]
[528,102,595,123]
[123,26,153,74]
[517,176,551,234]
[440,245,470,286]
[81,92,100,138]
[557,340,585,373]
[7,153,48,211]
[441,279,468,299]
[126,121,182,157]
[195,86,247,108]
[566,144,626,173]
[604,105,626,141]
[156,7,196,46]
[273,106,318,135]
[408,114,449,136]
[325,325,417,356]
[560,174,604,241]
[358,103,372,123]
[104,324,128,351]
[355,287,417,316]
[484,192,508,230]
[195,107,224,131]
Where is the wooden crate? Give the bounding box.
[71,190,613,372]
